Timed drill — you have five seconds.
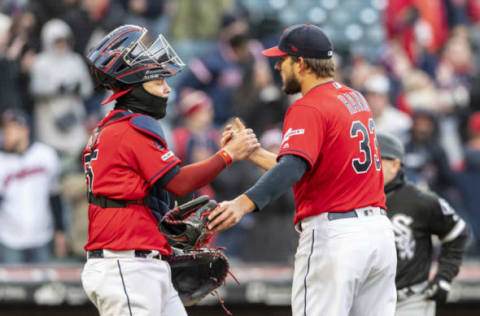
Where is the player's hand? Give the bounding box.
[220,124,233,147]
[220,118,247,147]
[207,195,255,232]
[423,277,450,303]
[223,126,259,162]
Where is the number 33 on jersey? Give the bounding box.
[277,81,385,224]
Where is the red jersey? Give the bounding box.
[83,110,181,254]
[277,81,386,224]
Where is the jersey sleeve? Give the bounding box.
[124,129,181,187]
[277,104,324,168]
[428,196,466,242]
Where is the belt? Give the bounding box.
[88,192,147,208]
[397,281,429,302]
[327,207,386,221]
[87,249,163,260]
[296,207,386,232]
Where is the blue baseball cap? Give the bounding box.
[262,23,333,59]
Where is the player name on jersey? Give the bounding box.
[337,91,371,115]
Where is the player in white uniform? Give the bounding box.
[0,109,67,263]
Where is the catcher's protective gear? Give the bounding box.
[159,196,216,249]
[166,247,233,309]
[87,25,185,90]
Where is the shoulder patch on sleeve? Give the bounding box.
[129,115,167,147]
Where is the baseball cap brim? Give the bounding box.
[261,46,287,57]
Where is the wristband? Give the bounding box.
[218,148,233,166]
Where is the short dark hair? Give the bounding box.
[291,56,335,78]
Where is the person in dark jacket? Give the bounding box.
[378,132,469,316]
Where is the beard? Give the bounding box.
[282,73,301,95]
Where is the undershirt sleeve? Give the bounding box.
[245,154,308,211]
[164,151,227,197]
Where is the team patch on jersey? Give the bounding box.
[333,82,342,89]
[282,128,305,143]
[161,151,174,161]
[391,214,415,260]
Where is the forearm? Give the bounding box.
[165,151,228,197]
[437,226,469,282]
[50,194,65,232]
[247,147,278,170]
[245,155,307,210]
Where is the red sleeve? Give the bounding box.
[165,151,226,197]
[124,129,181,186]
[277,104,324,168]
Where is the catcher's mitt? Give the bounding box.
[166,247,235,310]
[159,196,217,249]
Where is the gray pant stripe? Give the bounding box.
[117,260,133,316]
[304,229,315,316]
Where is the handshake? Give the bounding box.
[219,117,260,163]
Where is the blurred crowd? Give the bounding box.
[0,0,479,264]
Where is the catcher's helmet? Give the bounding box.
[87,25,185,90]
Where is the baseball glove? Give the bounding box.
[166,247,233,308]
[159,196,216,249]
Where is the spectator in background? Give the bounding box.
[363,72,412,141]
[61,0,125,55]
[384,0,447,73]
[443,0,475,29]
[61,0,125,120]
[402,69,440,112]
[0,109,67,263]
[178,13,273,126]
[435,33,473,115]
[456,112,480,255]
[0,8,38,115]
[169,0,235,40]
[120,0,167,34]
[403,110,455,197]
[30,18,93,159]
[172,89,220,201]
[400,67,466,168]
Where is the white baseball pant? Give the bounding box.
[82,250,186,316]
[395,293,435,316]
[292,207,397,316]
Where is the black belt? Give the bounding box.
[88,193,147,208]
[87,249,163,260]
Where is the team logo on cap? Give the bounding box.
[290,45,298,52]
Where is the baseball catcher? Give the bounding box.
[160,196,235,311]
[81,24,257,316]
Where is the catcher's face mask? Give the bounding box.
[125,29,185,76]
